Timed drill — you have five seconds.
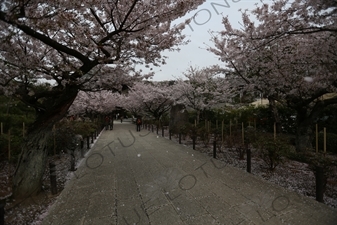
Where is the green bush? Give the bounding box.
[71,121,98,137]
[197,127,210,147]
[0,135,8,160]
[0,131,29,162]
[0,113,34,162]
[254,135,290,170]
[316,104,337,134]
[196,105,297,136]
[47,120,98,155]
[160,114,170,126]
[313,133,337,154]
[236,105,297,134]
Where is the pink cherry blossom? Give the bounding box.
[119,81,174,120]
[209,0,337,151]
[0,0,206,199]
[173,66,232,121]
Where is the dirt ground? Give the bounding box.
[169,132,337,209]
[1,154,76,225]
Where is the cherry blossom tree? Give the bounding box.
[68,90,120,116]
[209,0,337,152]
[120,81,174,122]
[118,90,143,117]
[252,0,337,36]
[0,0,205,198]
[173,66,231,123]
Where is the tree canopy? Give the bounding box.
[0,0,205,129]
[0,0,206,198]
[208,0,337,151]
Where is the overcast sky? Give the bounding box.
[142,0,269,81]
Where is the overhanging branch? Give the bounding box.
[0,11,91,64]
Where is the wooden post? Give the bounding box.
[247,148,251,173]
[229,119,232,146]
[194,119,196,127]
[324,127,326,154]
[70,147,75,171]
[216,120,218,129]
[8,129,11,161]
[80,140,84,158]
[53,125,56,155]
[87,136,90,149]
[316,124,318,153]
[213,140,216,159]
[254,118,256,130]
[229,119,232,138]
[192,136,196,150]
[156,120,159,135]
[242,122,244,145]
[23,122,25,137]
[0,198,5,225]
[49,162,57,195]
[315,167,324,203]
[0,122,2,135]
[221,120,224,143]
[274,122,276,141]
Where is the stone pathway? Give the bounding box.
[42,123,337,225]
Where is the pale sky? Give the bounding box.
[143,0,268,81]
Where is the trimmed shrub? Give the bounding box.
[197,127,210,147]
[48,120,98,155]
[313,133,337,154]
[254,135,290,170]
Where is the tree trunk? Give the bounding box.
[156,119,159,134]
[12,128,51,198]
[13,88,78,198]
[295,110,313,152]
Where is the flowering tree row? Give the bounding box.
[68,91,120,116]
[70,0,337,155]
[173,66,232,122]
[0,0,206,198]
[70,66,229,122]
[208,0,337,152]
